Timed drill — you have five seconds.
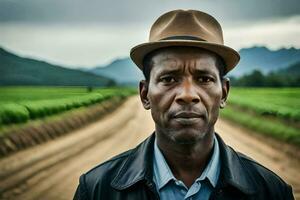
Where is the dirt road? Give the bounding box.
[0,96,299,199]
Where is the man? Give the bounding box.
[74,10,294,200]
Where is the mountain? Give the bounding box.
[89,46,300,84]
[3,46,298,87]
[0,48,115,86]
[277,61,300,75]
[228,46,300,77]
[90,58,144,86]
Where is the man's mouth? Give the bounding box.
[172,111,205,125]
[173,111,203,119]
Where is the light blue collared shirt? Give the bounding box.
[153,135,221,200]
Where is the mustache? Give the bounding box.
[168,107,207,119]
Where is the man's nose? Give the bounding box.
[175,79,200,105]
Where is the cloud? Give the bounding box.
[224,15,300,50]
[0,23,149,67]
[0,0,299,25]
[1,15,299,68]
[0,1,299,67]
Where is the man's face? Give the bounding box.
[140,47,229,144]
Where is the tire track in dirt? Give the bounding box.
[15,97,154,200]
[0,96,154,200]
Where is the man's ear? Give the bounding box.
[220,77,230,109]
[139,80,151,110]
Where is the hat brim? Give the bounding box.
[130,40,240,74]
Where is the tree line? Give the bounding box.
[229,62,300,87]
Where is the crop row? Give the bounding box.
[0,86,94,103]
[227,88,300,122]
[0,88,136,126]
[221,106,300,147]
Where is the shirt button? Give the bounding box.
[217,189,223,195]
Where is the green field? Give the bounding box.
[0,86,136,126]
[221,87,300,146]
[0,87,98,102]
[227,88,300,121]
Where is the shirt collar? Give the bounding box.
[153,135,221,190]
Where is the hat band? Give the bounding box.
[160,35,205,41]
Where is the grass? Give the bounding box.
[0,95,125,137]
[221,87,300,146]
[0,86,137,126]
[221,105,300,146]
[227,88,300,122]
[0,86,93,103]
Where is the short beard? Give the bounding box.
[157,125,213,146]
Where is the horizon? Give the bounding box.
[1,45,299,70]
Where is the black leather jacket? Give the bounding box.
[73,133,294,200]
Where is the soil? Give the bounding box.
[0,97,125,157]
[0,96,299,200]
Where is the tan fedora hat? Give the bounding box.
[130,9,240,74]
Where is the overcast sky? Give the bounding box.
[0,0,299,68]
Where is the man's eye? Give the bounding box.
[160,76,176,83]
[198,76,214,83]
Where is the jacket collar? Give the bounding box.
[111,132,258,195]
[111,133,155,190]
[215,133,258,194]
